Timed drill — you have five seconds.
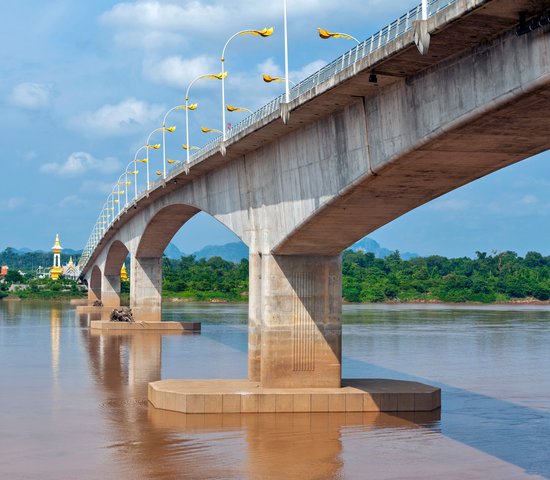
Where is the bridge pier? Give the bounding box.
[258,254,342,388]
[130,257,162,322]
[102,274,121,307]
[248,252,262,382]
[87,266,102,305]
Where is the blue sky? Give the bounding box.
[0,0,548,258]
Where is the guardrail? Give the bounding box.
[77,0,456,272]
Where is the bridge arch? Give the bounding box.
[101,240,130,307]
[88,265,102,304]
[104,240,129,277]
[136,204,201,258]
[131,203,247,322]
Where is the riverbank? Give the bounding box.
[7,295,547,307]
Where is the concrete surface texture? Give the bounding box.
[148,379,441,414]
[78,0,550,391]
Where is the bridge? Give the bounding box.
[77,0,550,409]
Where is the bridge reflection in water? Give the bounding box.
[80,312,439,478]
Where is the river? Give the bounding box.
[1,301,549,479]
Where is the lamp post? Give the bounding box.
[162,107,184,179]
[422,0,428,20]
[183,73,224,164]
[145,126,174,190]
[221,27,273,140]
[283,0,290,103]
[133,145,148,197]
[122,160,137,206]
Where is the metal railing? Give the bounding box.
[77,0,456,272]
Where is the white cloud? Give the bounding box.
[40,152,121,177]
[520,194,538,205]
[22,150,37,161]
[80,180,117,194]
[58,195,88,209]
[144,55,218,89]
[9,82,53,110]
[101,2,227,33]
[0,197,25,211]
[74,98,165,136]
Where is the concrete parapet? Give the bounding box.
[148,379,440,414]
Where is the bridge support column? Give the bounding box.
[248,252,262,381]
[102,274,121,307]
[87,267,102,305]
[259,254,342,388]
[130,257,162,322]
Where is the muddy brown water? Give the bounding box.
[1,301,549,479]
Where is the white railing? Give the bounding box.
[78,0,456,271]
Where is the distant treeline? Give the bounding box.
[163,256,248,301]
[162,250,550,303]
[0,248,80,272]
[342,250,550,303]
[2,248,549,303]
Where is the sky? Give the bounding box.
[0,0,549,258]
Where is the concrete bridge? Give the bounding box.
[79,0,550,396]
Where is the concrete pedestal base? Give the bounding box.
[90,320,201,331]
[76,305,114,314]
[148,379,440,414]
[69,299,89,306]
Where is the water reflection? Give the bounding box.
[50,307,61,382]
[82,312,441,479]
[146,410,440,479]
[1,302,549,479]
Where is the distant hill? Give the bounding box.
[3,236,416,269]
[167,237,416,263]
[350,238,418,260]
[164,243,183,260]
[192,242,249,263]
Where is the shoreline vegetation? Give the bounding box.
[1,249,549,305]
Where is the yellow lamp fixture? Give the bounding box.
[227,104,252,113]
[241,27,274,38]
[318,28,359,43]
[201,127,222,134]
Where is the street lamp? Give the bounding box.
[183,72,225,164]
[318,28,360,44]
[162,107,185,179]
[122,160,137,205]
[133,145,148,196]
[221,27,273,140]
[283,0,290,103]
[145,126,174,190]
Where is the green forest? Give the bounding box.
[161,250,550,303]
[2,248,550,303]
[0,248,79,272]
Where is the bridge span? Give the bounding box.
[79,0,550,392]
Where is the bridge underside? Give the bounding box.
[275,82,550,255]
